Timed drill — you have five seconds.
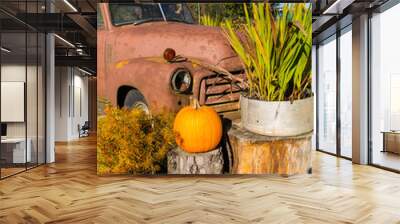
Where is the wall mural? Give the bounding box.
[97,3,313,175]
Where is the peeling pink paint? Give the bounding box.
[97,3,244,114]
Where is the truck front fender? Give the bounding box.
[100,58,192,112]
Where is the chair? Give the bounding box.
[79,121,90,138]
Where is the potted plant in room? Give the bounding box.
[223,3,313,136]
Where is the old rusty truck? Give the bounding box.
[97,3,244,117]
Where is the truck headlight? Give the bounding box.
[171,69,192,93]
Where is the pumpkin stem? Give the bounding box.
[190,97,201,109]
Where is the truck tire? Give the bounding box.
[123,89,149,114]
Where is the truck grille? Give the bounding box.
[199,70,245,113]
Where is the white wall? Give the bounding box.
[1,65,38,138]
[55,67,89,141]
[55,66,69,141]
[72,72,89,138]
[1,63,46,164]
[1,65,26,141]
[1,65,26,138]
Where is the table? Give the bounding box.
[1,138,32,164]
[382,131,400,154]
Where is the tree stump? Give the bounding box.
[228,122,312,176]
[167,147,224,174]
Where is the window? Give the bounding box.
[371,3,400,171]
[109,3,194,26]
[161,4,194,23]
[317,36,337,154]
[0,1,46,179]
[339,27,352,158]
[109,3,164,26]
[316,25,353,159]
[390,75,400,130]
[97,7,104,28]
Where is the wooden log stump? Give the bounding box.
[167,147,224,174]
[228,122,312,176]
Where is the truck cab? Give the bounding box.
[97,3,244,116]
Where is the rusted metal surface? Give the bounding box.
[97,3,244,113]
[209,102,240,113]
[240,96,314,136]
[199,71,245,112]
[206,92,241,105]
[206,84,242,95]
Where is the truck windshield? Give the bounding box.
[109,3,194,26]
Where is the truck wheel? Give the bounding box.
[123,89,149,114]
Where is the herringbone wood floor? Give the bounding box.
[0,136,400,224]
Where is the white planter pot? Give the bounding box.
[240,95,314,136]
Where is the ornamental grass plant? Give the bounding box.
[223,3,312,101]
[97,106,176,175]
[200,14,222,27]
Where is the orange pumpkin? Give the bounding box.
[173,99,222,153]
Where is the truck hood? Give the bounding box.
[110,22,238,67]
